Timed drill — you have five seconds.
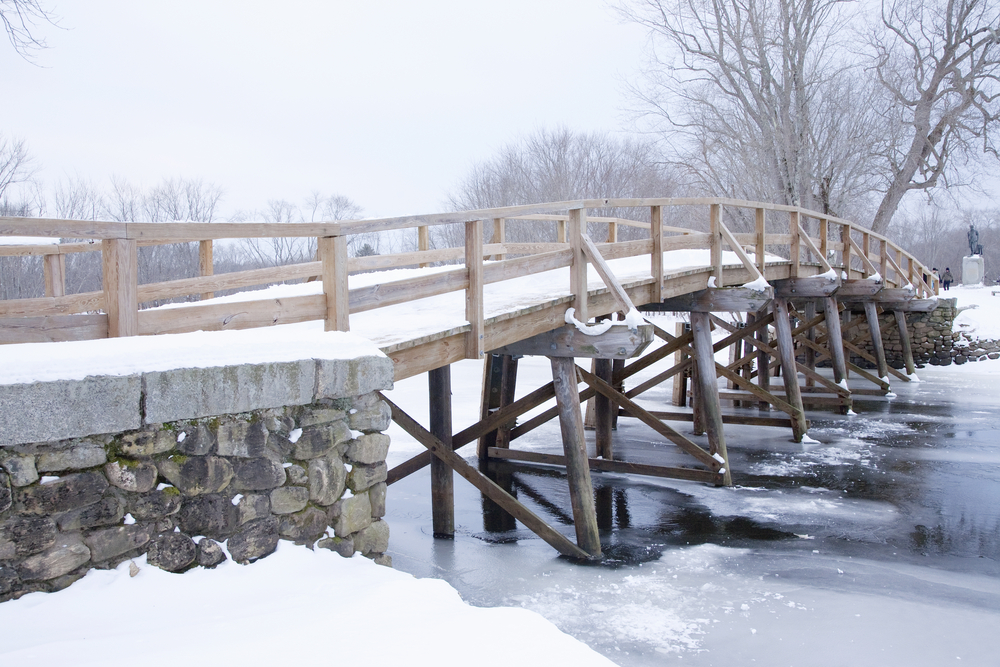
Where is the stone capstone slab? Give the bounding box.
[146,533,197,572]
[228,516,279,564]
[315,356,394,400]
[143,361,316,424]
[18,535,91,582]
[0,375,142,447]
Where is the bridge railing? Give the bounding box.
[0,198,938,347]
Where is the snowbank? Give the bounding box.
[0,543,616,666]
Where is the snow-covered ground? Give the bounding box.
[948,283,1000,344]
[3,269,999,666]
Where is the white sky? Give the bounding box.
[3,0,649,220]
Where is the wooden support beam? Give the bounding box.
[804,301,817,387]
[671,321,689,407]
[789,210,801,278]
[837,279,883,298]
[864,301,890,381]
[477,354,504,459]
[655,287,773,313]
[691,312,731,485]
[580,233,639,317]
[576,366,719,470]
[755,306,771,411]
[895,310,916,376]
[102,238,138,338]
[823,297,849,386]
[491,322,653,359]
[773,277,840,298]
[710,203,722,284]
[429,366,454,538]
[595,358,613,459]
[488,448,721,484]
[549,357,602,557]
[639,410,803,429]
[496,354,519,449]
[755,207,766,276]
[773,298,808,441]
[380,393,592,560]
[320,235,349,332]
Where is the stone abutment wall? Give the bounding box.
[0,354,394,602]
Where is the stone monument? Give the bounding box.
[962,223,984,286]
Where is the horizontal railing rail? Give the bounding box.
[0,198,939,348]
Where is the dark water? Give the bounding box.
[385,362,1000,666]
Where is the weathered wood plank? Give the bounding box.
[773,277,840,298]
[492,323,653,359]
[487,448,721,484]
[656,287,773,313]
[429,366,455,538]
[102,238,138,337]
[0,314,108,344]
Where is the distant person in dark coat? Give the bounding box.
[942,267,953,291]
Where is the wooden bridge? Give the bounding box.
[0,198,940,561]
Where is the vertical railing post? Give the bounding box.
[43,252,66,298]
[491,217,505,261]
[755,207,766,277]
[650,205,663,303]
[557,218,567,244]
[102,238,138,338]
[842,224,853,279]
[607,219,618,243]
[862,232,872,278]
[710,203,722,285]
[320,235,349,332]
[789,210,800,278]
[880,240,889,284]
[465,219,484,359]
[568,207,588,322]
[418,225,430,268]
[199,239,214,300]
[819,218,829,265]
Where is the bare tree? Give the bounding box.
[0,133,34,201]
[444,127,675,246]
[620,0,880,219]
[869,0,1000,234]
[0,0,56,60]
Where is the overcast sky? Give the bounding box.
[3,1,649,220]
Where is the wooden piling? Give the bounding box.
[895,310,916,376]
[691,312,732,486]
[773,298,808,441]
[863,301,890,381]
[595,358,613,459]
[549,356,602,557]
[429,365,455,538]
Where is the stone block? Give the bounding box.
[285,464,308,485]
[129,487,183,520]
[0,375,141,447]
[84,524,152,563]
[293,422,351,460]
[369,482,387,518]
[315,356,394,400]
[36,443,107,473]
[147,533,197,573]
[228,516,279,564]
[175,424,215,456]
[317,535,354,558]
[0,472,9,513]
[18,535,91,582]
[355,519,390,555]
[346,433,390,465]
[278,507,328,543]
[236,493,270,524]
[17,472,108,515]
[119,430,176,457]
[105,460,159,493]
[216,421,269,458]
[143,361,316,425]
[176,494,238,539]
[270,486,309,514]
[230,457,286,491]
[348,399,391,433]
[347,463,388,493]
[0,452,37,487]
[0,516,57,559]
[333,492,372,538]
[196,538,227,568]
[157,456,234,496]
[56,495,125,531]
[308,455,346,506]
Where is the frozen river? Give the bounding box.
[383,355,1000,666]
